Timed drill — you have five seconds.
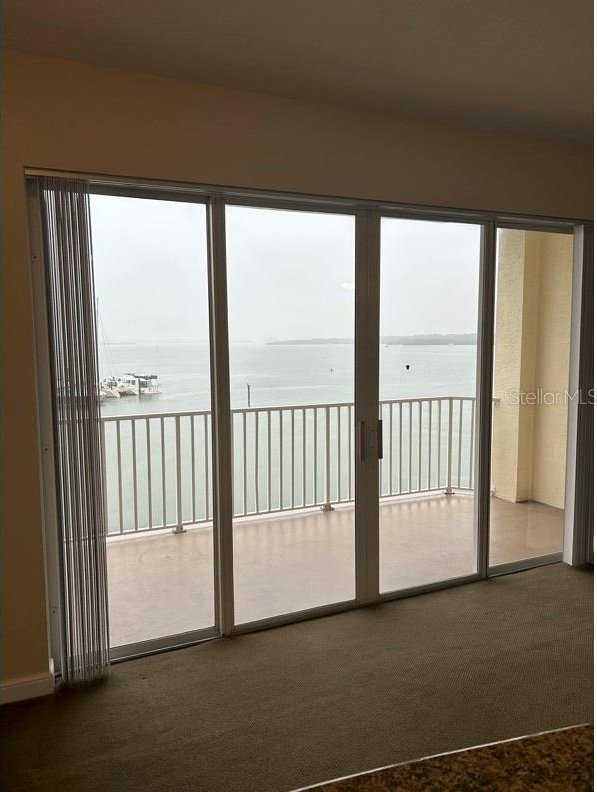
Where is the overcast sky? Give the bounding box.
[90,195,480,344]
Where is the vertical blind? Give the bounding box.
[40,177,110,681]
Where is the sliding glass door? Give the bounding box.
[489,227,574,568]
[90,194,215,651]
[225,205,356,625]
[35,175,585,669]
[378,218,482,593]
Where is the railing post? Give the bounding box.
[445,398,454,495]
[321,406,333,511]
[146,418,152,529]
[116,419,123,534]
[173,414,185,533]
[100,417,109,534]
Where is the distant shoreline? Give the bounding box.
[100,334,477,347]
[268,334,477,346]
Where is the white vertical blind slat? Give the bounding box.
[40,177,110,682]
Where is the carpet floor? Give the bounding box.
[2,564,593,792]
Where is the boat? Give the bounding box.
[115,375,139,396]
[100,387,120,399]
[99,373,160,398]
[122,373,161,396]
[136,374,161,396]
[100,378,121,399]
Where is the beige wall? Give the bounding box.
[517,233,542,502]
[492,231,526,502]
[1,49,592,686]
[532,235,574,506]
[492,231,573,508]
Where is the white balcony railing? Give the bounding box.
[101,396,476,535]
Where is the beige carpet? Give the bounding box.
[2,564,592,792]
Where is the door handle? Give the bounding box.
[358,421,366,461]
[359,421,383,460]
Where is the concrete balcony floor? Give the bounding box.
[106,493,564,648]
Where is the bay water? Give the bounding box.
[100,342,477,533]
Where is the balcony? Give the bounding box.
[102,397,564,647]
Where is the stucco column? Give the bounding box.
[492,230,540,502]
[492,230,572,507]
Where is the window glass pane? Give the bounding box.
[379,218,481,592]
[226,205,356,624]
[91,195,214,647]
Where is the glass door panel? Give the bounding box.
[90,195,214,648]
[225,205,356,624]
[489,228,573,565]
[379,218,481,592]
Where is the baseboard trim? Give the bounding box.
[1,672,55,705]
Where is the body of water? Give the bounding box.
[99,342,477,534]
[99,341,477,416]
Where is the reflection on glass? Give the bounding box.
[226,206,356,624]
[379,218,481,592]
[91,195,214,647]
[489,229,573,565]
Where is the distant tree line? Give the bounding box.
[268,333,477,346]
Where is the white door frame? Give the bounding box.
[564,223,594,566]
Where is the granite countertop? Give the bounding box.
[304,725,593,791]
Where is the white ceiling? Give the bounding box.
[3,0,593,143]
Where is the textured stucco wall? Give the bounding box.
[531,234,574,507]
[516,233,541,502]
[492,231,573,508]
[492,231,525,502]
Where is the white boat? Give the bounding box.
[116,375,139,397]
[100,378,121,399]
[136,374,161,396]
[100,373,160,398]
[100,388,120,400]
[100,387,120,399]
[123,373,161,396]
